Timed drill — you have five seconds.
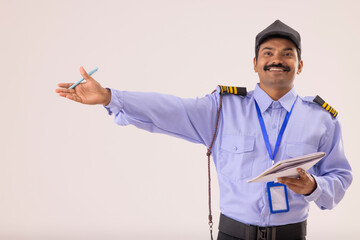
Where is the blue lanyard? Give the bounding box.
[255,99,296,161]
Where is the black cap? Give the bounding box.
[255,20,301,54]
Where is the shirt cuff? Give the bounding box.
[103,88,124,115]
[304,175,323,202]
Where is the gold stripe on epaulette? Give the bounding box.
[218,85,247,96]
[327,105,337,118]
[313,95,338,118]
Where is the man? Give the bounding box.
[56,20,352,240]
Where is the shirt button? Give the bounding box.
[233,146,238,151]
[272,124,276,129]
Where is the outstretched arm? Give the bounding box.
[56,67,220,146]
[55,66,111,105]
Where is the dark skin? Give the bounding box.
[254,38,316,195]
[56,38,317,195]
[254,38,303,100]
[55,66,111,105]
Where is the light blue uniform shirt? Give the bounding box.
[105,83,352,227]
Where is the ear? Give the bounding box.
[297,60,303,74]
[253,57,258,73]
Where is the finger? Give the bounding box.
[66,94,83,103]
[55,88,75,94]
[58,83,75,88]
[57,92,82,102]
[278,177,301,185]
[284,183,304,194]
[80,66,94,82]
[297,168,306,177]
[297,168,312,181]
[58,92,74,98]
[283,182,299,189]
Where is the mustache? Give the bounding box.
[264,63,290,72]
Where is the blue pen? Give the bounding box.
[68,67,99,89]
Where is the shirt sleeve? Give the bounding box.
[103,88,220,147]
[304,118,353,209]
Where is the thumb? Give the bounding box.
[79,66,94,82]
[297,168,306,178]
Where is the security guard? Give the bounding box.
[56,20,352,240]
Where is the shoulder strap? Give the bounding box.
[219,85,247,96]
[313,95,338,118]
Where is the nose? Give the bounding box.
[270,53,284,65]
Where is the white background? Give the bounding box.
[1,0,359,239]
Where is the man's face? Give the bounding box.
[253,38,303,93]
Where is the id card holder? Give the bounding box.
[267,181,289,214]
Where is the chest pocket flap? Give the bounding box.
[286,142,318,158]
[221,134,255,153]
[219,134,255,181]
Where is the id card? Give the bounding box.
[267,181,289,214]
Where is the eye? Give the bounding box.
[284,52,293,57]
[264,51,272,56]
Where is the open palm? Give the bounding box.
[55,66,111,105]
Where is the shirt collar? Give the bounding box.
[253,83,298,113]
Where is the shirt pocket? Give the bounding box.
[219,134,255,181]
[286,142,318,158]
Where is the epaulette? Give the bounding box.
[219,85,247,96]
[313,95,338,118]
